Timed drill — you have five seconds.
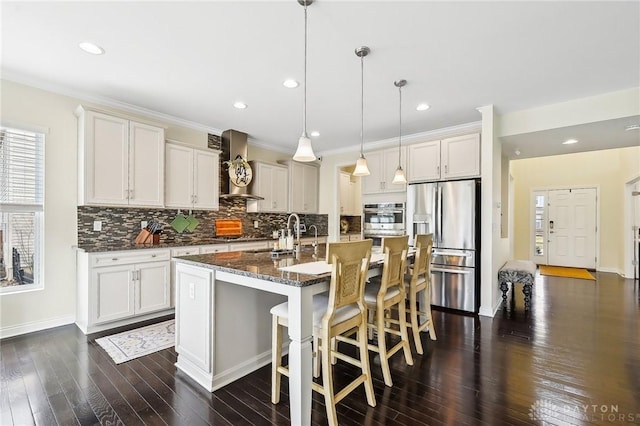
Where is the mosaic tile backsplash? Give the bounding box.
[77,199,328,248]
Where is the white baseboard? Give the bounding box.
[597,267,623,276]
[0,315,75,339]
[479,298,502,318]
[211,349,273,391]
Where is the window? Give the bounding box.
[0,126,44,292]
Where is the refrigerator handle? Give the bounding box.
[438,185,443,243]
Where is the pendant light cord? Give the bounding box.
[398,84,402,165]
[360,54,364,157]
[302,2,308,138]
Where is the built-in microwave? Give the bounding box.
[363,203,406,245]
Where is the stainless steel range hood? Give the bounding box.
[219,129,264,200]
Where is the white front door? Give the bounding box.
[548,188,597,268]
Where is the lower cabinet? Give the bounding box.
[77,249,172,334]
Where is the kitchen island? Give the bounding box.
[173,245,332,426]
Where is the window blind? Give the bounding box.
[0,127,44,209]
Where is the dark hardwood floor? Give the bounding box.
[2,271,639,425]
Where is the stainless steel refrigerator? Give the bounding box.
[407,179,480,313]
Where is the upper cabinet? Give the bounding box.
[246,161,288,213]
[280,160,319,214]
[407,133,480,182]
[77,107,165,207]
[361,147,407,194]
[165,141,220,210]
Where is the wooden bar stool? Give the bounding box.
[270,240,376,425]
[364,235,414,387]
[405,233,436,354]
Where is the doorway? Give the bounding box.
[530,187,598,269]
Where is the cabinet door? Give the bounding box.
[165,143,195,208]
[193,149,220,210]
[361,151,385,194]
[271,166,289,213]
[285,161,318,213]
[408,140,441,182]
[85,111,129,205]
[255,163,274,211]
[289,162,305,213]
[383,147,406,193]
[441,133,480,179]
[135,261,170,315]
[302,164,319,213]
[129,121,165,207]
[91,264,135,324]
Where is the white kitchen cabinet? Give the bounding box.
[165,141,220,210]
[361,148,407,194]
[340,172,361,215]
[76,249,172,334]
[280,160,319,213]
[247,161,288,213]
[407,133,480,182]
[76,106,165,207]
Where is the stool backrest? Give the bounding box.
[412,233,433,280]
[379,235,409,295]
[325,239,373,317]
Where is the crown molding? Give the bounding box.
[317,120,483,158]
[2,73,222,135]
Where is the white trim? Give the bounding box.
[0,315,75,339]
[211,349,273,392]
[597,267,624,276]
[0,120,49,135]
[623,175,640,280]
[478,298,502,317]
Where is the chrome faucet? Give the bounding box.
[286,213,301,254]
[309,224,318,247]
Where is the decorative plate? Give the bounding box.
[226,155,253,188]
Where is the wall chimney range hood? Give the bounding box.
[219,129,264,200]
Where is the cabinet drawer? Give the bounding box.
[229,241,270,251]
[171,247,200,257]
[91,249,170,267]
[199,245,230,254]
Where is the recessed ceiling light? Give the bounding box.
[283,79,299,88]
[78,41,104,55]
[563,139,578,145]
[625,124,640,131]
[310,131,320,137]
[233,102,247,109]
[416,103,430,111]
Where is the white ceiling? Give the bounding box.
[2,1,639,159]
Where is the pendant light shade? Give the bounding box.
[352,46,371,177]
[391,79,407,184]
[293,134,315,161]
[293,0,316,162]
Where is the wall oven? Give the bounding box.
[363,203,406,246]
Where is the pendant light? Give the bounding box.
[352,46,371,176]
[392,79,407,184]
[293,0,316,162]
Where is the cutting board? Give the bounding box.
[215,219,242,237]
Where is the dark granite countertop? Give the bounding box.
[174,245,331,287]
[173,244,385,288]
[76,235,328,253]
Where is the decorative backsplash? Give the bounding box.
[77,199,328,247]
